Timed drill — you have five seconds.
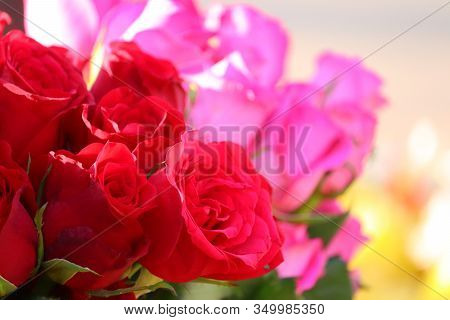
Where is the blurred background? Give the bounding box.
[1,0,449,299]
[198,0,450,300]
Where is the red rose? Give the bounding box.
[0,141,37,287]
[40,142,151,290]
[140,134,283,282]
[82,86,185,146]
[0,28,88,163]
[91,41,186,111]
[81,142,157,218]
[82,87,186,173]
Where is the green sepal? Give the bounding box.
[89,282,176,299]
[36,164,52,207]
[133,268,164,298]
[307,212,349,245]
[293,190,323,215]
[193,278,237,287]
[121,263,142,280]
[33,203,47,273]
[0,275,16,297]
[277,211,345,225]
[41,259,98,284]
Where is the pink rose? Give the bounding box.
[277,200,367,294]
[209,5,288,87]
[257,86,353,211]
[317,200,368,262]
[24,0,146,58]
[311,53,386,194]
[277,223,326,293]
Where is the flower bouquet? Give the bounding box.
[0,0,385,300]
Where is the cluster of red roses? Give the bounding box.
[0,13,283,298]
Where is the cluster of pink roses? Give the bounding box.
[0,0,384,299]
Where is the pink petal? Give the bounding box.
[313,52,386,111]
[277,223,326,293]
[326,216,368,262]
[189,85,274,147]
[25,0,100,56]
[101,2,147,49]
[125,0,211,71]
[212,5,288,87]
[258,88,353,210]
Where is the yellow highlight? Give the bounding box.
[341,179,449,299]
[86,29,106,89]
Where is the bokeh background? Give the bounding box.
[198,0,450,300]
[1,0,449,299]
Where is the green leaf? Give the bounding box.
[293,190,323,214]
[307,212,349,245]
[225,271,298,300]
[121,263,142,280]
[41,259,98,284]
[303,258,353,300]
[33,203,47,273]
[0,275,16,297]
[277,212,343,225]
[134,268,163,298]
[193,278,237,287]
[90,268,175,299]
[89,282,176,299]
[37,164,52,207]
[135,268,161,287]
